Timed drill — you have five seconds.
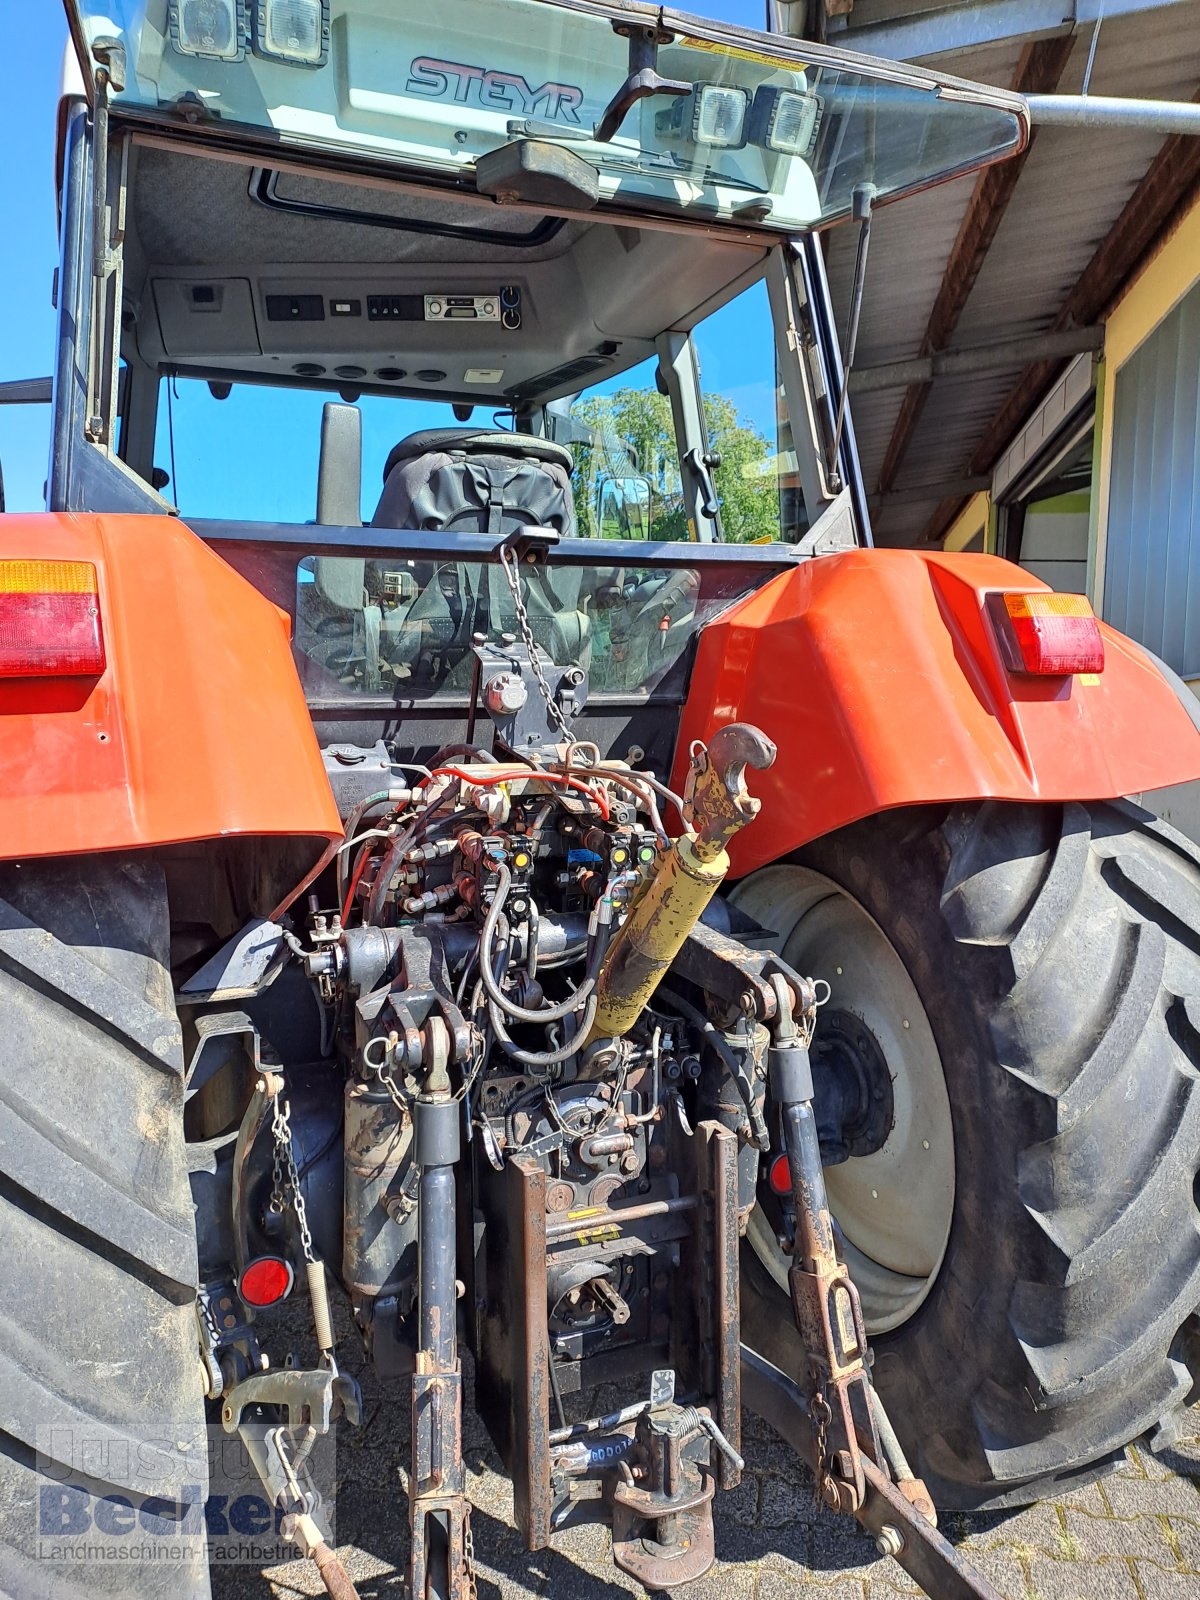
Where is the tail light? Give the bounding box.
[987,590,1104,676]
[0,561,106,678]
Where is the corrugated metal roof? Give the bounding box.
[803,0,1200,544]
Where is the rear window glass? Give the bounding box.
[295,556,704,698]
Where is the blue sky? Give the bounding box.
[1,0,772,517]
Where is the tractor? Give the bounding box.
[4,3,1200,1598]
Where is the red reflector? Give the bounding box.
[239,1256,294,1307]
[989,590,1104,676]
[0,561,105,677]
[768,1153,792,1196]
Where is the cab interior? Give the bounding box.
[113,137,780,523]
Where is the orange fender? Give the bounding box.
[0,513,342,860]
[675,548,1200,877]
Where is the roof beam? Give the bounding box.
[920,88,1200,543]
[852,326,1102,393]
[874,35,1075,497]
[824,0,1193,63]
[869,476,991,510]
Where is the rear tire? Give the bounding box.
[735,800,1200,1510]
[0,856,209,1597]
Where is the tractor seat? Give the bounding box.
[371,428,576,537]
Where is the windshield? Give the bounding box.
[68,1,1025,232]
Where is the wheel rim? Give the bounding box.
[730,864,955,1335]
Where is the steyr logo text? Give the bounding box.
[406,57,584,123]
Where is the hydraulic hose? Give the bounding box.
[487,991,599,1068]
[480,863,606,1024]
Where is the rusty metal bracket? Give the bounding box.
[220,1363,362,1434]
[741,1349,1006,1600]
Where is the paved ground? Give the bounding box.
[214,1308,1200,1600]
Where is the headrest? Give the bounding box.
[382,428,574,482]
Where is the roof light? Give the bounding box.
[239,1256,294,1307]
[768,1153,792,1196]
[253,0,330,67]
[657,85,749,149]
[168,0,247,60]
[0,561,105,677]
[988,591,1105,676]
[749,86,822,157]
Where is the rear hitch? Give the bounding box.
[221,1363,363,1600]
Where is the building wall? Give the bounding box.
[943,491,991,552]
[1092,192,1200,684]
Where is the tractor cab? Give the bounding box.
[57,9,1025,536]
[48,0,1028,777]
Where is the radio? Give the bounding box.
[423,286,522,328]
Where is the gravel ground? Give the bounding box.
[211,1301,1200,1600]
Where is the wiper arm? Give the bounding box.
[507,118,593,143]
[594,22,691,145]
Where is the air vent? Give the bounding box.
[506,347,618,402]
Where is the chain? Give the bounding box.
[270,1091,317,1265]
[499,543,575,745]
[463,1505,479,1600]
[810,1383,833,1512]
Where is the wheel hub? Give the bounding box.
[810,1008,894,1166]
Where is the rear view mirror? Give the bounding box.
[597,475,652,539]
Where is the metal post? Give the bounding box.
[1025,94,1200,134]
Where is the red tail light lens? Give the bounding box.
[239,1256,294,1307]
[768,1153,792,1196]
[988,590,1104,676]
[0,560,105,677]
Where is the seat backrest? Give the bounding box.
[371,428,576,537]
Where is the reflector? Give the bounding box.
[768,1153,792,1196]
[989,590,1105,676]
[0,561,105,677]
[239,1255,294,1307]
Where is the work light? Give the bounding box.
[657,84,748,149]
[252,0,330,67]
[168,0,246,61]
[750,86,822,156]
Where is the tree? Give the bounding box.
[570,387,778,543]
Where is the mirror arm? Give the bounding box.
[594,23,691,144]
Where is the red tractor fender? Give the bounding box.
[675,548,1200,877]
[0,513,342,861]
